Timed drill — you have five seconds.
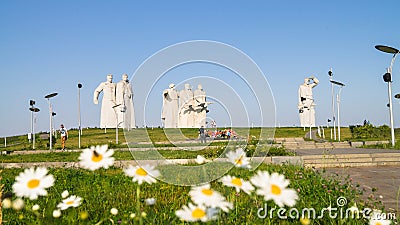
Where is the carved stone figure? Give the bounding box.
[94,74,117,128]
[178,84,195,128]
[116,74,136,130]
[194,84,207,128]
[298,76,319,127]
[162,83,179,128]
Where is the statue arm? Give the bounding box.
[310,76,319,88]
[93,83,104,104]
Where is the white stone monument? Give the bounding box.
[94,74,117,128]
[194,84,207,128]
[161,83,179,128]
[298,76,319,127]
[178,83,195,128]
[116,74,136,130]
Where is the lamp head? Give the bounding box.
[383,72,392,82]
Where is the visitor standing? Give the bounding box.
[60,124,68,151]
[199,126,206,143]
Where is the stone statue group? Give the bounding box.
[162,83,209,128]
[93,75,210,129]
[93,74,135,129]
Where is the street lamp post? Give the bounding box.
[78,83,83,148]
[29,100,35,143]
[112,104,122,145]
[29,107,40,149]
[375,45,399,147]
[328,69,336,140]
[45,92,58,150]
[330,80,345,141]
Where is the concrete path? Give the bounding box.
[294,147,400,216]
[323,166,400,216]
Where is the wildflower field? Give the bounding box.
[1,145,392,225]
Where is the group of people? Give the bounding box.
[162,83,209,128]
[93,74,136,129]
[199,128,237,142]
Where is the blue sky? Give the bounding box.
[1,1,400,137]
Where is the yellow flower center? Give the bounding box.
[91,151,103,162]
[271,184,281,195]
[235,156,243,165]
[192,208,206,219]
[201,189,213,196]
[66,201,74,205]
[231,178,242,187]
[375,223,382,225]
[27,179,40,189]
[136,168,148,176]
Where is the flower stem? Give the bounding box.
[136,185,143,225]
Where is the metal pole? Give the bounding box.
[337,91,341,142]
[78,86,81,148]
[48,100,53,150]
[33,115,36,149]
[30,110,33,143]
[388,79,395,147]
[330,73,336,140]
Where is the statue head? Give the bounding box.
[107,74,113,83]
[122,74,129,82]
[197,84,203,90]
[185,83,190,90]
[169,83,175,89]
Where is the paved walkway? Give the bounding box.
[293,147,400,215]
[323,166,400,216]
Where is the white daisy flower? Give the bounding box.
[145,198,156,205]
[369,218,392,225]
[189,184,233,212]
[195,155,208,164]
[53,209,62,218]
[219,175,254,195]
[32,204,40,211]
[12,198,25,210]
[369,209,392,225]
[175,203,217,222]
[12,167,55,200]
[61,190,69,199]
[226,148,251,169]
[57,195,82,210]
[123,164,160,185]
[78,145,115,171]
[250,171,298,207]
[2,198,12,209]
[110,208,118,215]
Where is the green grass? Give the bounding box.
[1,163,385,224]
[0,146,293,163]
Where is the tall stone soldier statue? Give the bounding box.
[116,74,136,130]
[178,83,195,128]
[194,84,207,128]
[161,83,179,128]
[94,74,117,128]
[298,76,319,127]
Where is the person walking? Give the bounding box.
[199,126,206,144]
[60,124,68,151]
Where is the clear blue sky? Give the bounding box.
[1,0,400,137]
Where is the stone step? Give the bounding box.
[302,153,400,168]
